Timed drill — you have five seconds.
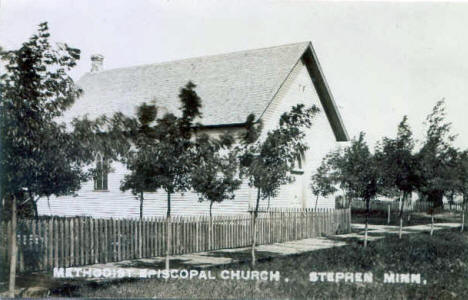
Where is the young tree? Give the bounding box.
[319,133,380,247]
[311,153,338,209]
[155,82,201,271]
[116,82,202,270]
[442,148,468,232]
[0,23,92,297]
[239,104,319,266]
[417,100,456,209]
[119,103,160,219]
[375,116,419,238]
[191,132,241,248]
[456,150,468,232]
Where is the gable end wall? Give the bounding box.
[259,57,343,209]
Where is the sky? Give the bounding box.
[1,0,467,150]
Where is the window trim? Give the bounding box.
[93,154,109,191]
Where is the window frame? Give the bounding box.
[93,154,109,191]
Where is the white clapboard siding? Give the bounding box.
[260,58,342,209]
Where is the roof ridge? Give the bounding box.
[81,41,311,78]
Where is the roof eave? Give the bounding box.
[302,43,349,142]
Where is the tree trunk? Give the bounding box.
[9,195,17,298]
[461,194,466,232]
[399,193,403,213]
[315,195,319,210]
[27,191,39,219]
[387,204,391,225]
[461,205,465,232]
[364,197,369,247]
[449,191,454,210]
[430,211,434,236]
[407,193,412,222]
[251,188,260,267]
[165,193,171,271]
[139,192,144,220]
[0,196,3,220]
[32,198,39,220]
[209,201,213,250]
[399,192,406,239]
[430,190,444,209]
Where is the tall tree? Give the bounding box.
[417,100,456,209]
[375,116,419,238]
[0,22,92,297]
[191,132,241,248]
[239,104,319,266]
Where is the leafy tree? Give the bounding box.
[417,100,456,209]
[319,133,380,247]
[0,22,92,297]
[443,147,461,209]
[375,116,419,238]
[116,81,202,270]
[191,132,242,248]
[455,150,468,231]
[239,104,319,266]
[119,103,160,219]
[441,148,468,232]
[311,152,338,209]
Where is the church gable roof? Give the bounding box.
[65,41,348,141]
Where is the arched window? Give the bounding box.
[291,150,305,175]
[94,154,109,191]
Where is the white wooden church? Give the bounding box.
[37,42,349,218]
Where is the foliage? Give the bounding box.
[329,132,380,203]
[374,116,419,206]
[416,100,457,207]
[311,152,339,207]
[239,104,320,209]
[191,132,241,216]
[116,104,161,218]
[238,103,319,265]
[455,150,468,202]
[119,104,160,194]
[314,132,380,246]
[118,82,202,216]
[0,22,92,219]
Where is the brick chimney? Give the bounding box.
[90,54,104,73]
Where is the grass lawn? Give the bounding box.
[52,228,468,299]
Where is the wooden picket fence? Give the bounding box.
[0,208,351,273]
